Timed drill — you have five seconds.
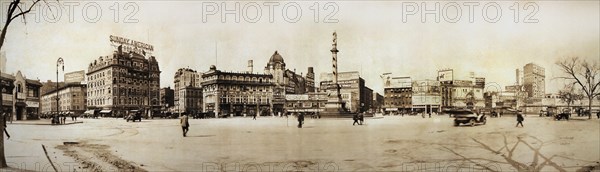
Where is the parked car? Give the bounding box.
[446,109,487,126]
[555,108,570,121]
[126,111,142,122]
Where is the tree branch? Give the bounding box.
[9,0,42,23]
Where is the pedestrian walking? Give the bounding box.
[428,111,431,118]
[516,113,524,127]
[297,113,304,128]
[253,113,257,120]
[352,113,359,126]
[596,111,600,119]
[2,113,10,140]
[180,113,190,137]
[359,113,364,125]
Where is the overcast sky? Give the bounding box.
[2,1,598,94]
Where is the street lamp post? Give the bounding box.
[56,57,64,124]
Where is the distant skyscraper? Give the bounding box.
[523,63,545,98]
[174,68,202,113]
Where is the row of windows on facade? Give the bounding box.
[385,102,412,106]
[179,90,202,97]
[385,95,413,98]
[89,67,157,82]
[89,77,157,90]
[91,58,155,70]
[43,105,83,111]
[88,97,154,106]
[42,97,85,105]
[287,103,325,108]
[203,85,273,93]
[219,96,271,104]
[1,85,40,97]
[204,75,272,83]
[88,86,159,97]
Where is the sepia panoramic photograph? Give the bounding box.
[0,0,599,171]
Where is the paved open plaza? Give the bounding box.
[4,115,599,171]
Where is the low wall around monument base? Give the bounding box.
[319,112,374,118]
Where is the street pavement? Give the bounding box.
[3,114,600,171]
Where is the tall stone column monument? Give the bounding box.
[322,31,348,117]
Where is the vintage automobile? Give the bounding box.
[446,109,487,126]
[126,110,142,122]
[555,108,570,121]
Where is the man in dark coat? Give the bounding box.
[353,113,359,126]
[516,113,524,127]
[359,113,364,125]
[297,113,304,128]
[180,113,190,137]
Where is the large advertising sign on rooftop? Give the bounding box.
[438,69,454,82]
[110,35,154,55]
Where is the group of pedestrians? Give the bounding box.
[352,113,364,125]
[51,115,67,125]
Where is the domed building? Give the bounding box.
[264,51,315,94]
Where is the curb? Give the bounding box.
[7,121,84,126]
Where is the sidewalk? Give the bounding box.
[6,119,83,125]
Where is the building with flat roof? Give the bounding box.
[412,80,441,113]
[320,71,372,113]
[41,83,87,117]
[382,75,412,114]
[202,65,275,117]
[523,63,545,99]
[159,87,174,111]
[174,68,202,114]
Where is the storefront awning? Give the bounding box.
[99,110,112,113]
[84,110,94,114]
[385,108,398,111]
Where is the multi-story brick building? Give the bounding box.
[86,48,161,117]
[174,68,202,114]
[41,83,87,116]
[382,76,412,114]
[159,87,174,110]
[202,65,275,117]
[523,63,545,99]
[320,71,372,113]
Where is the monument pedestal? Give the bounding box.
[320,86,353,118]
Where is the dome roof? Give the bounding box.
[269,51,284,63]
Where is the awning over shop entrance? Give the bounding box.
[84,110,94,114]
[99,110,112,114]
[385,108,398,111]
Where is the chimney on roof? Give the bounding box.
[248,60,253,73]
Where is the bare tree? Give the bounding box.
[556,57,600,119]
[1,0,43,168]
[558,84,583,110]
